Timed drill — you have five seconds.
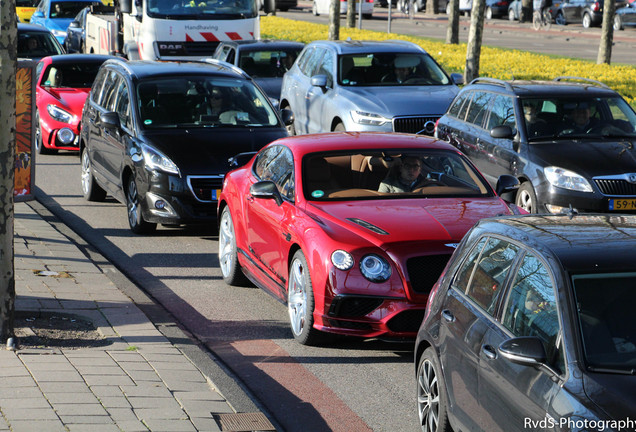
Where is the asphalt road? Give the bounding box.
[34,152,418,432]
[278,1,636,66]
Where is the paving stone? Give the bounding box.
[7,419,66,432]
[53,403,109,416]
[96,396,131,409]
[133,407,189,420]
[67,424,121,432]
[58,415,114,425]
[3,407,59,421]
[44,392,100,405]
[110,420,149,431]
[139,419,197,432]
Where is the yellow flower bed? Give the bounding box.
[262,16,636,105]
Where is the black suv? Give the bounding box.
[80,59,290,234]
[435,77,636,214]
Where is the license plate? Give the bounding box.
[212,189,221,201]
[609,198,636,211]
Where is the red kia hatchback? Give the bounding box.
[35,54,115,154]
[218,132,524,345]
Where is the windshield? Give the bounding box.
[572,273,636,372]
[42,62,103,88]
[50,1,98,18]
[238,48,303,78]
[338,53,451,87]
[147,0,258,18]
[521,96,636,141]
[17,31,64,58]
[303,149,491,201]
[137,76,279,129]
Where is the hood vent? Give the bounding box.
[347,218,389,235]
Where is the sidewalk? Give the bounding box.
[2,202,275,432]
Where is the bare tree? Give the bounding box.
[520,0,533,22]
[347,0,356,27]
[446,0,460,44]
[329,0,341,40]
[0,0,17,345]
[464,0,486,82]
[597,0,616,64]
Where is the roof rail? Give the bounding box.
[553,76,611,89]
[468,77,514,92]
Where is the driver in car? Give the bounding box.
[378,155,434,193]
[568,102,600,133]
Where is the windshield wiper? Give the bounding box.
[587,365,636,375]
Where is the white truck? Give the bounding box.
[85,5,118,55]
[86,0,260,60]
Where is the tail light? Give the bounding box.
[592,1,601,11]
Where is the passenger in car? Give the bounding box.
[523,102,550,138]
[378,155,434,193]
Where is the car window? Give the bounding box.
[486,94,516,131]
[457,91,474,121]
[302,47,325,78]
[572,272,636,370]
[465,237,520,314]
[101,72,122,111]
[448,91,471,119]
[295,46,315,75]
[316,50,334,87]
[452,236,489,293]
[465,91,493,128]
[502,252,561,365]
[254,145,295,200]
[90,69,108,104]
[113,79,131,129]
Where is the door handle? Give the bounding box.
[441,309,455,323]
[246,195,254,203]
[481,344,497,360]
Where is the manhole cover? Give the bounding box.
[214,412,276,431]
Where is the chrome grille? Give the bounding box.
[594,178,636,196]
[187,176,224,202]
[406,254,452,294]
[392,116,439,135]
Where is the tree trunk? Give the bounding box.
[264,0,277,15]
[347,0,356,27]
[520,0,532,22]
[427,0,438,14]
[597,0,615,64]
[464,0,486,82]
[0,0,17,345]
[446,0,460,44]
[329,0,341,40]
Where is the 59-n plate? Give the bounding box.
[609,198,636,211]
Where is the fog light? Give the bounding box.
[57,128,75,144]
[155,200,166,210]
[545,204,574,214]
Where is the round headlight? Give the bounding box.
[360,254,391,283]
[331,250,354,271]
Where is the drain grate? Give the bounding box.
[214,412,276,431]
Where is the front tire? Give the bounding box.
[218,206,250,286]
[508,8,516,20]
[582,12,592,28]
[417,347,450,432]
[287,250,323,346]
[486,6,493,19]
[555,11,566,25]
[515,181,538,213]
[333,122,346,132]
[80,149,106,201]
[34,110,55,155]
[126,174,156,234]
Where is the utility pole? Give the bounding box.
[0,0,17,347]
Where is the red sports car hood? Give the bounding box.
[44,88,90,116]
[308,198,510,249]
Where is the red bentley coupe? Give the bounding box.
[35,54,115,154]
[218,132,523,345]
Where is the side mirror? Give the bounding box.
[119,0,132,13]
[99,111,121,129]
[32,11,45,18]
[228,152,257,168]
[69,21,80,28]
[250,181,283,206]
[495,174,519,196]
[490,125,514,139]
[498,336,547,366]
[280,108,294,126]
[310,74,328,89]
[450,73,464,85]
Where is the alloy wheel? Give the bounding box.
[288,257,308,337]
[417,358,440,432]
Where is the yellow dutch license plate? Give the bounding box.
[609,198,636,211]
